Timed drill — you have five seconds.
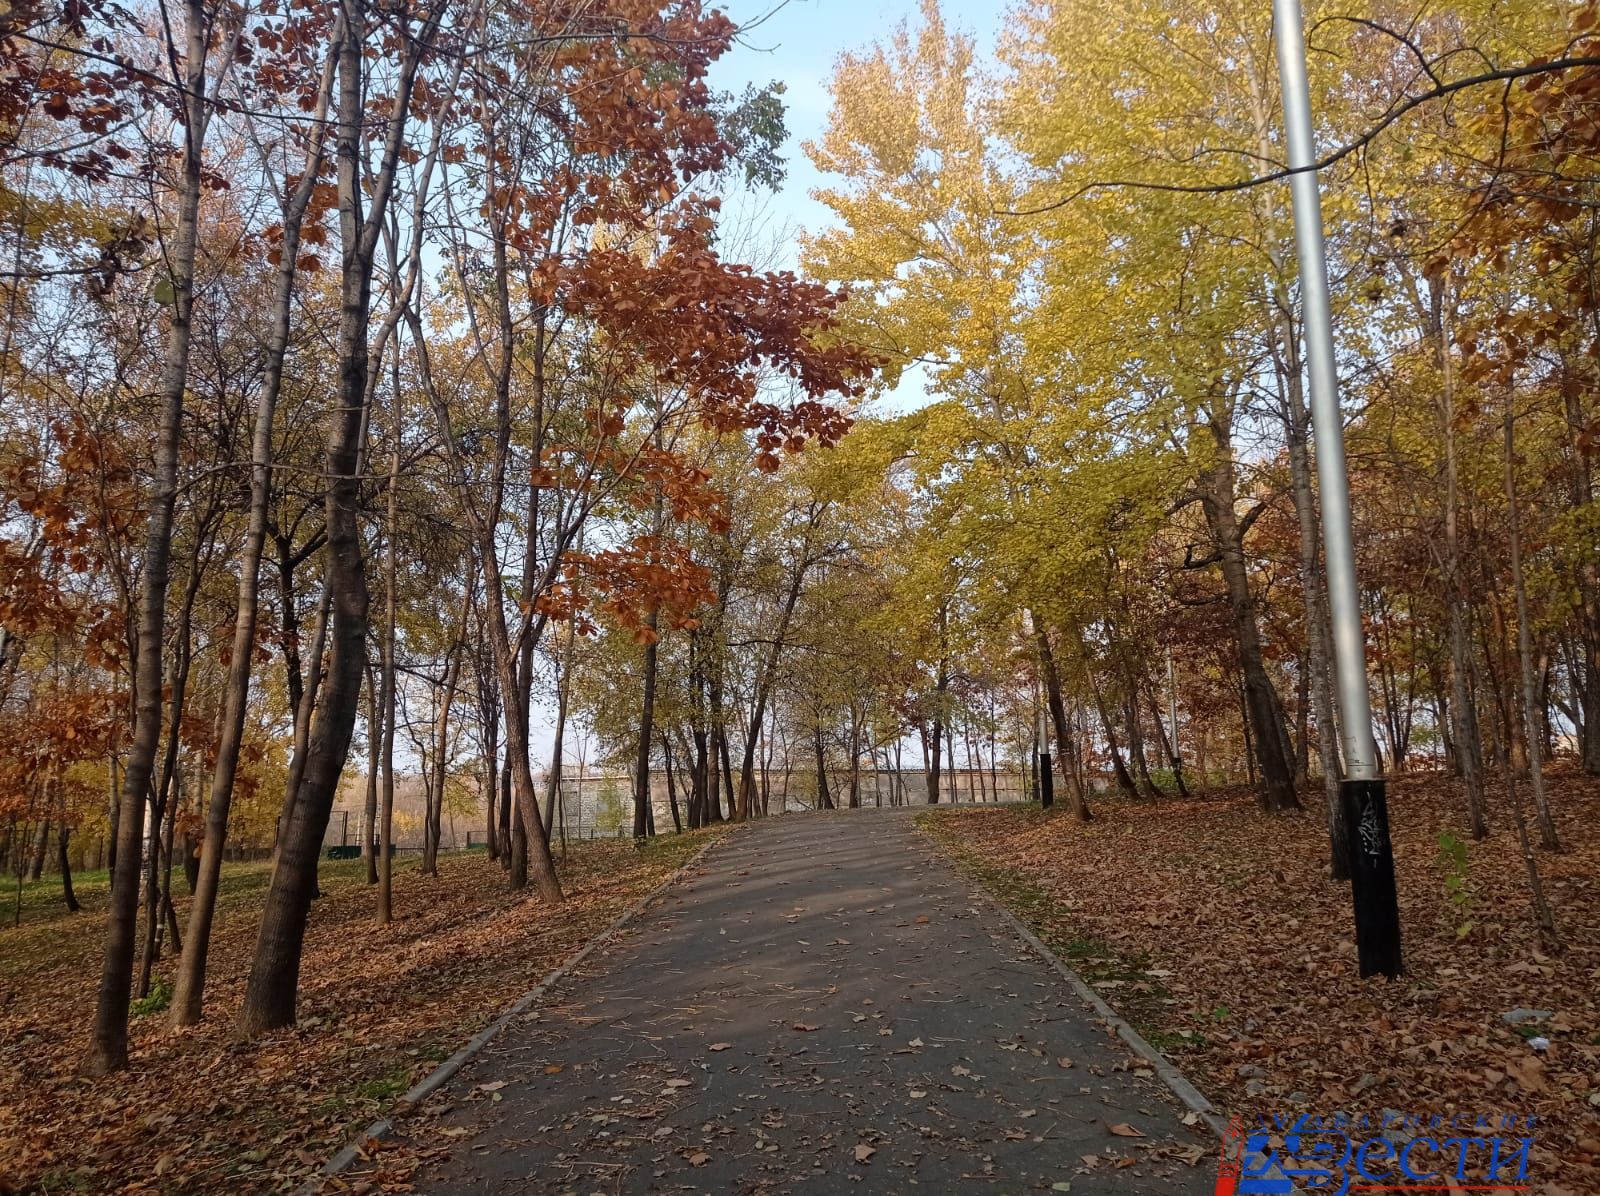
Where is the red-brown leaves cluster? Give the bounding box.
[616,444,729,530]
[928,774,1600,1195]
[0,418,129,664]
[563,199,871,433]
[558,534,716,643]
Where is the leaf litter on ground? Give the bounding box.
[0,831,724,1193]
[922,772,1600,1196]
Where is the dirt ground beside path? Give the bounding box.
[374,809,1216,1195]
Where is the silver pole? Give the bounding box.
[1271,0,1379,782]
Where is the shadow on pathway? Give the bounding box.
[403,808,1217,1194]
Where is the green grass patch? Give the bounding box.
[352,1065,412,1104]
[129,976,172,1017]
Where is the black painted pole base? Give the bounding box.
[1341,777,1402,979]
[1039,752,1054,809]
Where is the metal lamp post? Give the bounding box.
[1271,0,1402,977]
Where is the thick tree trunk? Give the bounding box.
[1434,283,1488,838]
[28,818,47,881]
[239,1,435,1035]
[58,823,79,914]
[1199,411,1299,811]
[813,725,833,810]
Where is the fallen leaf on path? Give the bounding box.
[854,1143,876,1163]
[685,1150,710,1166]
[1107,1122,1145,1138]
[792,1022,819,1032]
[707,1042,731,1052]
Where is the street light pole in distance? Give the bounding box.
[1271,0,1402,978]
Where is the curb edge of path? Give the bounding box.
[980,891,1228,1136]
[301,827,740,1194]
[920,817,1310,1192]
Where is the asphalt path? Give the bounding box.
[410,808,1217,1194]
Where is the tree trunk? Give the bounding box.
[1122,691,1162,798]
[275,586,330,851]
[423,634,464,873]
[1249,80,1345,850]
[813,725,833,810]
[28,818,47,882]
[1032,620,1091,821]
[542,644,572,842]
[1198,410,1299,811]
[633,613,660,840]
[58,823,79,914]
[1143,675,1190,799]
[661,732,683,833]
[239,1,437,1036]
[1086,663,1139,798]
[83,0,210,1073]
[170,46,337,1025]
[1504,404,1560,850]
[1434,282,1488,838]
[376,436,399,924]
[363,666,381,883]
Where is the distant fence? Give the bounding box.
[320,767,1037,850]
